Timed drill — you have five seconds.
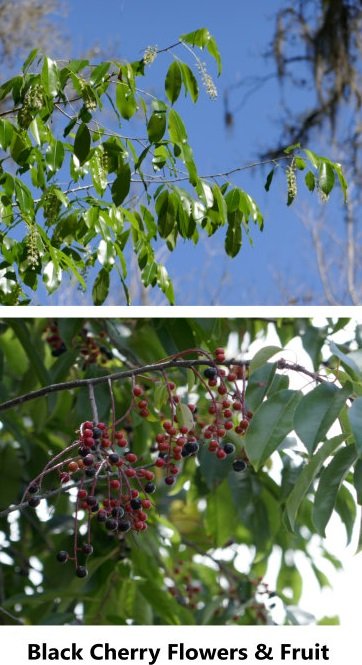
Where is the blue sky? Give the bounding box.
[37,1,346,304]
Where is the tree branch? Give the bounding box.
[0,356,327,414]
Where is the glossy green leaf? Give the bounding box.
[168,108,187,143]
[294,383,351,455]
[305,170,316,192]
[176,402,195,432]
[225,219,241,257]
[0,119,14,149]
[244,389,302,470]
[348,397,362,457]
[73,123,91,164]
[318,160,335,196]
[312,444,358,537]
[45,140,65,173]
[155,190,176,238]
[286,434,346,530]
[41,57,59,97]
[111,162,131,206]
[330,341,362,381]
[180,63,198,102]
[92,267,110,305]
[165,61,182,104]
[264,168,275,192]
[116,83,137,119]
[147,111,167,143]
[353,458,362,504]
[249,345,281,374]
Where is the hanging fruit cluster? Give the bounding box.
[24,347,252,578]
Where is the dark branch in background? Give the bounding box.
[0,356,327,414]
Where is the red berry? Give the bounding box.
[216,449,227,460]
[126,453,137,463]
[142,499,152,509]
[83,421,93,429]
[133,385,143,397]
[83,428,93,437]
[110,479,120,490]
[224,421,234,430]
[78,489,87,499]
[125,468,136,478]
[155,458,166,468]
[163,420,172,431]
[165,476,175,486]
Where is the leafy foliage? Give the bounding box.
[0,29,347,304]
[0,317,361,625]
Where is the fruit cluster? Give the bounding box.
[26,347,252,578]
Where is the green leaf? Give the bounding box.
[73,123,91,165]
[313,444,358,536]
[304,148,320,169]
[14,179,34,216]
[168,108,188,143]
[180,29,222,75]
[348,397,362,457]
[333,162,348,202]
[45,140,65,174]
[92,268,110,305]
[147,111,167,143]
[43,260,62,293]
[264,168,275,192]
[335,483,356,544]
[244,389,302,470]
[318,160,335,196]
[180,63,198,102]
[225,219,241,258]
[294,157,306,170]
[0,119,14,149]
[165,61,182,104]
[176,402,195,432]
[111,162,131,206]
[41,57,59,97]
[116,83,137,120]
[155,190,176,238]
[294,383,351,455]
[330,341,362,380]
[286,434,346,530]
[353,458,362,504]
[249,345,281,374]
[305,170,315,192]
[284,143,301,154]
[205,481,238,545]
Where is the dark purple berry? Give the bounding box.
[232,459,247,472]
[93,427,102,439]
[83,454,94,467]
[118,520,131,532]
[85,468,96,477]
[165,476,175,486]
[105,518,118,531]
[223,443,235,455]
[108,453,120,465]
[86,495,97,506]
[75,565,88,578]
[82,544,93,555]
[203,367,218,379]
[56,550,69,563]
[97,509,107,522]
[111,507,125,518]
[28,483,39,494]
[144,481,156,494]
[130,498,142,510]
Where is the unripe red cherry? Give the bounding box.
[125,468,136,478]
[126,453,137,463]
[133,385,143,397]
[110,479,120,489]
[224,421,234,430]
[216,449,227,460]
